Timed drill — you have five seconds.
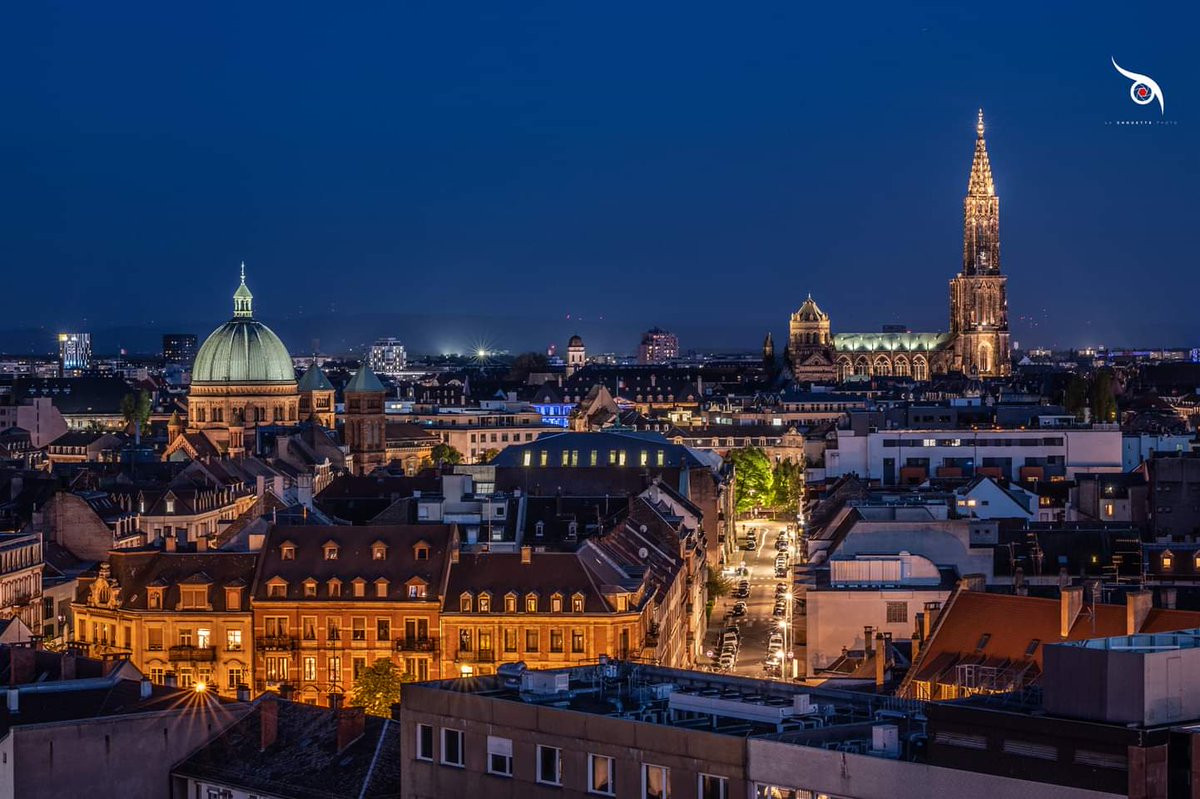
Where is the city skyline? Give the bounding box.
[5,2,1196,352]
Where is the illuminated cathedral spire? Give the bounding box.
[962,109,999,275]
[967,108,995,198]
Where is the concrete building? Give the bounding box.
[162,333,198,367]
[638,327,679,364]
[0,395,67,449]
[825,424,1123,485]
[367,337,407,376]
[57,332,92,376]
[400,662,1115,799]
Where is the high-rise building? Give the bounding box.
[58,332,92,376]
[637,327,679,365]
[367,337,407,376]
[162,333,198,366]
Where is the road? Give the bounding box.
[704,517,807,680]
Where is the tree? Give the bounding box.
[120,390,152,444]
[771,459,804,513]
[480,447,501,463]
[705,571,731,601]
[429,443,463,465]
[506,351,550,383]
[349,658,416,717]
[1090,368,1118,423]
[1064,374,1088,420]
[729,447,774,513]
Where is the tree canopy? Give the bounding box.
[349,658,415,717]
[729,447,774,513]
[430,443,463,465]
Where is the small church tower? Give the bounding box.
[566,335,585,377]
[344,364,387,475]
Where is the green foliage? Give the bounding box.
[1064,374,1088,419]
[705,570,731,600]
[729,447,774,513]
[1090,368,1118,423]
[480,447,501,463]
[349,658,416,717]
[120,390,153,440]
[430,443,463,465]
[770,459,804,512]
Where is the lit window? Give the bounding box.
[1162,551,1175,570]
[523,451,532,467]
[281,544,296,560]
[526,594,538,613]
[478,594,490,613]
[643,764,669,799]
[460,593,473,613]
[589,754,615,795]
[698,774,728,799]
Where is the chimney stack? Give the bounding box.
[911,630,921,661]
[336,707,366,753]
[164,535,177,553]
[6,688,18,715]
[1060,585,1084,638]
[260,696,279,751]
[922,602,941,640]
[874,633,887,687]
[236,684,251,702]
[1126,589,1153,635]
[140,677,153,700]
[520,545,532,565]
[10,647,35,685]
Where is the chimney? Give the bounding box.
[164,672,178,688]
[59,653,77,682]
[6,688,18,714]
[863,625,874,649]
[196,536,208,553]
[874,633,887,687]
[260,696,279,751]
[922,602,941,640]
[1013,566,1027,596]
[911,631,921,661]
[960,573,986,592]
[164,535,177,553]
[1126,590,1153,635]
[336,707,366,753]
[140,677,153,700]
[1060,585,1084,638]
[520,545,532,565]
[237,684,251,702]
[10,647,35,685]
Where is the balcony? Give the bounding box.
[256,636,298,651]
[168,645,216,662]
[396,636,438,653]
[456,648,495,663]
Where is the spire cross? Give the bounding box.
[976,108,985,138]
[240,261,246,282]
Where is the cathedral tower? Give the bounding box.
[950,110,1010,377]
[344,364,387,475]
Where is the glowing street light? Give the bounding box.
[193,681,208,694]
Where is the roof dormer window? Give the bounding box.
[165,498,175,514]
[371,541,388,561]
[525,593,538,613]
[413,542,430,561]
[375,578,389,598]
[352,578,366,598]
[572,593,585,613]
[323,542,339,561]
[460,592,473,613]
[551,593,563,613]
[328,578,342,598]
[281,542,296,560]
[535,521,545,538]
[303,579,317,598]
[1162,550,1175,570]
[505,592,517,613]
[478,593,491,613]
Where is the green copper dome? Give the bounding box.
[191,267,296,386]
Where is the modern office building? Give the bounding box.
[367,337,408,376]
[58,332,92,376]
[162,333,198,366]
[638,327,680,364]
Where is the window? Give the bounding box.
[537,745,562,786]
[324,543,339,560]
[329,580,342,598]
[572,594,585,613]
[376,580,388,598]
[327,618,341,641]
[526,594,538,613]
[353,657,366,679]
[550,628,564,653]
[328,656,341,683]
[149,667,164,684]
[377,619,391,641]
[589,754,615,795]
[408,583,427,599]
[505,594,518,613]
[643,764,669,799]
[181,586,208,609]
[551,594,563,613]
[441,728,464,767]
[265,657,289,681]
[226,629,242,651]
[147,628,163,651]
[372,543,387,560]
[885,602,908,624]
[416,723,434,761]
[1162,550,1175,570]
[148,588,163,609]
[303,656,317,681]
[525,629,539,652]
[225,588,241,611]
[478,594,491,613]
[487,735,513,777]
[698,774,727,799]
[302,617,317,640]
[281,544,296,560]
[503,628,518,653]
[460,593,473,613]
[178,628,194,646]
[353,580,366,598]
[352,617,366,641]
[303,581,317,598]
[267,582,286,599]
[572,629,585,653]
[226,667,243,690]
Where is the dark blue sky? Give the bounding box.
[3,1,1196,355]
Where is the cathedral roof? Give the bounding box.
[345,364,386,394]
[833,331,953,353]
[297,365,334,392]
[192,269,295,386]
[967,108,995,197]
[792,294,828,323]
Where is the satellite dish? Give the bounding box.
[638,547,649,560]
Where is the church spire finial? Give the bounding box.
[977,108,985,138]
[233,261,254,318]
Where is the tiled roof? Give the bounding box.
[79,550,258,611]
[444,551,608,613]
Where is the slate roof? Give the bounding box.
[296,366,334,392]
[13,377,134,415]
[76,550,259,611]
[490,431,707,469]
[345,365,385,394]
[173,698,400,799]
[443,551,608,613]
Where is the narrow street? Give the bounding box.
[704,516,807,680]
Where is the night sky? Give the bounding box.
[3,1,1196,356]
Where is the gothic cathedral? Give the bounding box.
[789,110,1011,381]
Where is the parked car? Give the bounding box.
[732,601,748,617]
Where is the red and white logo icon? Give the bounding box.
[1112,57,1165,115]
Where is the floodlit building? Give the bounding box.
[58,332,92,376]
[367,337,408,376]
